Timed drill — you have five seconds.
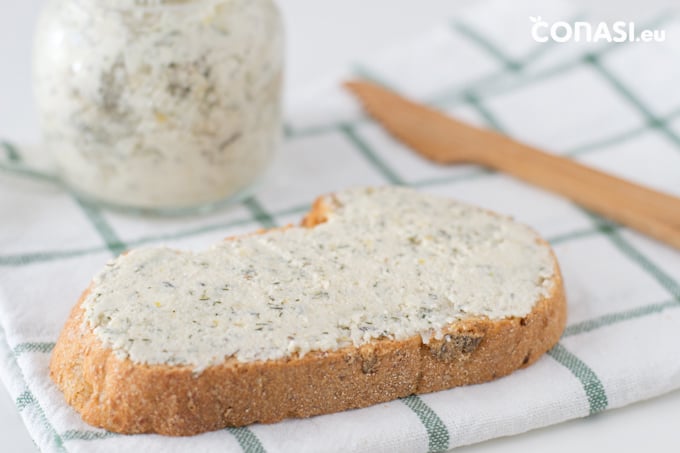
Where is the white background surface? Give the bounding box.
[2,0,680,452]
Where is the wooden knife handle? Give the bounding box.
[474,134,680,246]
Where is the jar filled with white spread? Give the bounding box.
[34,0,283,212]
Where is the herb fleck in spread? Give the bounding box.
[82,187,556,371]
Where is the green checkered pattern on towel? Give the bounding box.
[1,4,679,453]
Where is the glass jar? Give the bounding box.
[33,0,283,213]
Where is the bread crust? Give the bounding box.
[50,196,567,436]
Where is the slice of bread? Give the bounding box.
[50,186,566,436]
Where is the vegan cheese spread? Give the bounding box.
[33,0,283,210]
[82,187,556,371]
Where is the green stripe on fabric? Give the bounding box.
[18,391,67,452]
[0,141,59,183]
[0,246,107,267]
[585,54,656,120]
[286,121,365,140]
[548,226,608,246]
[453,21,522,72]
[564,299,679,337]
[339,125,407,185]
[128,203,308,246]
[428,71,514,109]
[565,124,650,157]
[14,389,67,451]
[129,214,260,245]
[411,168,491,189]
[548,343,608,415]
[61,430,118,441]
[227,427,267,453]
[283,123,295,139]
[401,395,449,452]
[73,198,127,256]
[586,55,680,149]
[1,141,21,162]
[0,162,60,184]
[14,342,56,356]
[16,390,36,411]
[458,85,510,140]
[562,103,680,157]
[242,196,277,229]
[462,91,506,132]
[0,321,67,452]
[591,219,680,300]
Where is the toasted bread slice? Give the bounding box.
[50,187,566,436]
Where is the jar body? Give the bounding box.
[34,0,283,211]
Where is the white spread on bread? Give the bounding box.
[82,187,555,371]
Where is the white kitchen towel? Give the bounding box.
[2,0,680,452]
